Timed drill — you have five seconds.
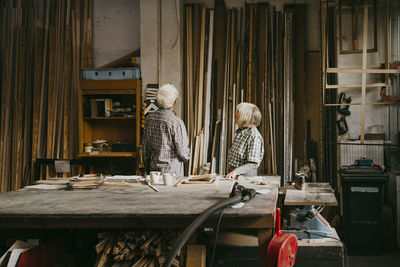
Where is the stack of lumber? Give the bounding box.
[183,3,292,178]
[0,0,93,193]
[94,230,183,267]
[183,5,214,175]
[35,175,103,189]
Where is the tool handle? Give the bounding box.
[275,208,281,234]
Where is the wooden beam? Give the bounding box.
[325,82,387,89]
[326,68,400,73]
[360,4,368,144]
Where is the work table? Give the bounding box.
[0,178,278,222]
[0,176,280,266]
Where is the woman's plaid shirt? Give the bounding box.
[227,126,264,171]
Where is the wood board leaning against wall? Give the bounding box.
[0,0,93,193]
[183,2,299,185]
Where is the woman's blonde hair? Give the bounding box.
[236,102,261,128]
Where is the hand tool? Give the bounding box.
[145,180,159,192]
[337,92,351,116]
[336,116,349,135]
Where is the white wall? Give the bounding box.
[93,0,140,67]
[140,0,183,117]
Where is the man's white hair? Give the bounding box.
[236,102,261,128]
[157,83,178,109]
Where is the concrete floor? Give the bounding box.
[348,251,400,267]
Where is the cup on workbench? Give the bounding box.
[163,173,173,186]
[150,171,161,184]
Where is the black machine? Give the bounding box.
[339,158,388,255]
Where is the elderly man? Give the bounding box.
[142,84,190,177]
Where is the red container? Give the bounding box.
[267,208,298,267]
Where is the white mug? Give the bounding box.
[163,173,173,186]
[150,171,161,184]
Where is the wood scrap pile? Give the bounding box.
[94,230,183,267]
[0,0,93,193]
[183,3,293,179]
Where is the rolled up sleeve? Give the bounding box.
[246,135,264,167]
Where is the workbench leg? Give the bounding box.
[258,229,273,267]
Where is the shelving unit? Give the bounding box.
[322,2,400,143]
[78,80,141,160]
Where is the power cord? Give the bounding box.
[209,209,225,267]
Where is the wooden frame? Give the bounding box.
[338,0,377,54]
[323,2,396,143]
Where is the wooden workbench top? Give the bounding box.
[0,176,279,229]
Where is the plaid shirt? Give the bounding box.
[227,127,264,174]
[142,109,190,177]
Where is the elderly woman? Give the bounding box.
[225,102,264,179]
[142,84,190,177]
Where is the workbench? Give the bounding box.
[0,176,280,266]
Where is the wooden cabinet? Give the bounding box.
[78,80,141,161]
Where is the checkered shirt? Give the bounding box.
[227,127,264,172]
[142,109,190,177]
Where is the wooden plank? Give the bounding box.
[37,0,51,160]
[188,6,194,139]
[196,7,206,136]
[324,102,396,106]
[219,10,231,175]
[284,189,338,206]
[326,68,400,73]
[46,26,56,164]
[269,103,276,174]
[186,244,206,267]
[360,4,368,144]
[325,83,387,89]
[203,10,214,165]
[321,2,327,107]
[16,26,27,189]
[64,26,72,159]
[248,5,254,102]
[192,135,199,174]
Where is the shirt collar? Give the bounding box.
[236,127,251,134]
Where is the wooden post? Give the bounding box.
[360,4,368,144]
[258,229,273,267]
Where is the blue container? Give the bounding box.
[82,68,141,80]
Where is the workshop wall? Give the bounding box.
[93,0,140,67]
[140,0,183,117]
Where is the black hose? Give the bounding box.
[162,194,242,267]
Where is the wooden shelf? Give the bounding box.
[83,116,136,120]
[77,152,136,158]
[80,79,140,89]
[78,79,141,174]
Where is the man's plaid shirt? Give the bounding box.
[142,109,190,177]
[227,126,264,173]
